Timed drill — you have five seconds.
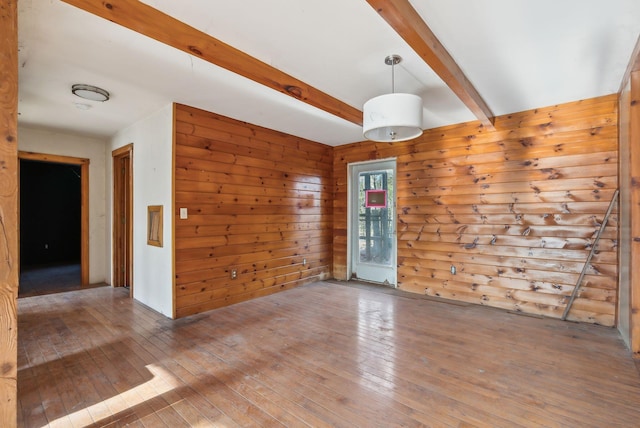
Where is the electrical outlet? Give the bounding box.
[230,269,237,279]
[179,207,188,219]
[303,258,307,266]
[450,265,456,275]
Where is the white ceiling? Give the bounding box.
[17,0,640,146]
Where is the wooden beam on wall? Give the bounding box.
[619,34,640,93]
[630,70,640,357]
[618,32,640,356]
[0,0,19,425]
[60,0,363,126]
[366,0,496,131]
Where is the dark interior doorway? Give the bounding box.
[19,159,82,296]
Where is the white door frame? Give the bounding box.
[347,158,397,286]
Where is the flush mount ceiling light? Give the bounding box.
[363,55,423,142]
[71,84,110,102]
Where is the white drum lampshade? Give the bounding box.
[363,93,423,142]
[362,54,423,142]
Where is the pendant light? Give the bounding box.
[363,55,423,142]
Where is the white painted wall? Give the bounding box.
[108,104,174,318]
[18,126,107,284]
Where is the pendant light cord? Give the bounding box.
[385,54,401,93]
[391,61,395,94]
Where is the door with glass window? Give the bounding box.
[350,160,396,286]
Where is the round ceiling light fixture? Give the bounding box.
[363,55,423,142]
[71,84,110,102]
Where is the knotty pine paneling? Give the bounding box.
[334,95,619,325]
[174,104,332,318]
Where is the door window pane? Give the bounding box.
[358,169,394,266]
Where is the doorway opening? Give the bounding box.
[18,152,90,296]
[112,144,133,294]
[349,159,397,286]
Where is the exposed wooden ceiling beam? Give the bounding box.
[60,0,363,126]
[367,0,496,131]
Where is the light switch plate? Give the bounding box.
[179,207,188,219]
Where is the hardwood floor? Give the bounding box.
[17,281,640,427]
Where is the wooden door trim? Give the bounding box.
[112,144,133,293]
[18,151,90,285]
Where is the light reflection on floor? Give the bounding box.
[358,295,396,395]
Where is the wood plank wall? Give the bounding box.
[0,0,18,425]
[173,104,333,318]
[334,95,619,325]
